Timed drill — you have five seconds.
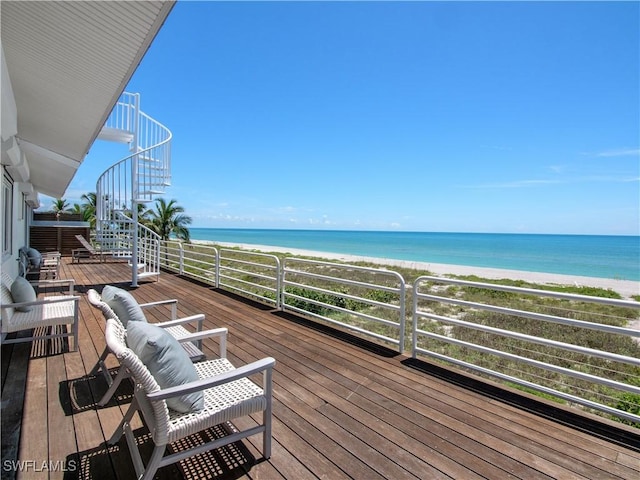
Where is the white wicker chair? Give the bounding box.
[88,288,226,406]
[40,251,61,279]
[18,248,61,279]
[0,272,79,351]
[104,318,275,480]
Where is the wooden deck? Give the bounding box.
[2,257,639,480]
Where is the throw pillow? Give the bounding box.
[101,285,147,326]
[11,276,36,312]
[126,321,204,413]
[26,248,42,268]
[18,249,30,276]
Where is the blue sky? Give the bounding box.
[55,1,639,235]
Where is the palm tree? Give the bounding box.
[80,192,97,229]
[81,192,96,214]
[135,202,152,227]
[51,198,70,213]
[71,203,94,223]
[147,198,192,241]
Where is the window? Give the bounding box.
[2,173,13,256]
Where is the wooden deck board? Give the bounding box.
[1,258,638,480]
[18,357,48,480]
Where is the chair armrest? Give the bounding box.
[140,299,178,319]
[147,357,276,401]
[29,278,75,294]
[177,327,227,357]
[176,327,227,344]
[2,295,80,310]
[158,314,205,330]
[140,299,178,308]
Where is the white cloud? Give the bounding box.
[468,179,562,189]
[588,148,640,158]
[467,174,639,189]
[480,144,512,151]
[579,175,640,183]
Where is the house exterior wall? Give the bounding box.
[1,43,30,280]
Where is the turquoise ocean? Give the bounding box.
[189,229,640,281]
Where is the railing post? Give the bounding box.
[179,242,184,274]
[398,281,406,355]
[412,279,420,358]
[131,200,139,287]
[130,94,140,288]
[155,238,160,281]
[277,259,283,310]
[215,249,220,288]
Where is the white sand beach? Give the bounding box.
[195,241,640,299]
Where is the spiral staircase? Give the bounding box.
[95,92,172,286]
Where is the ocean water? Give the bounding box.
[189,229,640,281]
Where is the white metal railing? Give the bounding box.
[412,276,640,424]
[95,210,135,254]
[101,91,136,136]
[282,258,406,353]
[94,211,160,279]
[160,241,219,285]
[159,242,280,307]
[219,248,281,307]
[157,240,640,424]
[158,242,407,347]
[135,110,172,198]
[136,222,161,279]
[96,92,171,285]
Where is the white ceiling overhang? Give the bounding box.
[0,0,175,198]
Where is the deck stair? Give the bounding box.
[95,92,171,285]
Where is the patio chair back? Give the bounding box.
[87,289,118,319]
[88,287,223,407]
[104,318,169,440]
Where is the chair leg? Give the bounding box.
[139,446,165,480]
[71,319,79,352]
[263,368,273,458]
[123,420,147,479]
[108,399,138,446]
[97,367,130,406]
[263,407,272,459]
[90,347,110,375]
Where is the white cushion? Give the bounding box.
[127,321,204,413]
[11,276,36,312]
[101,285,146,326]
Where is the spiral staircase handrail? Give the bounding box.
[95,92,171,285]
[98,130,172,171]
